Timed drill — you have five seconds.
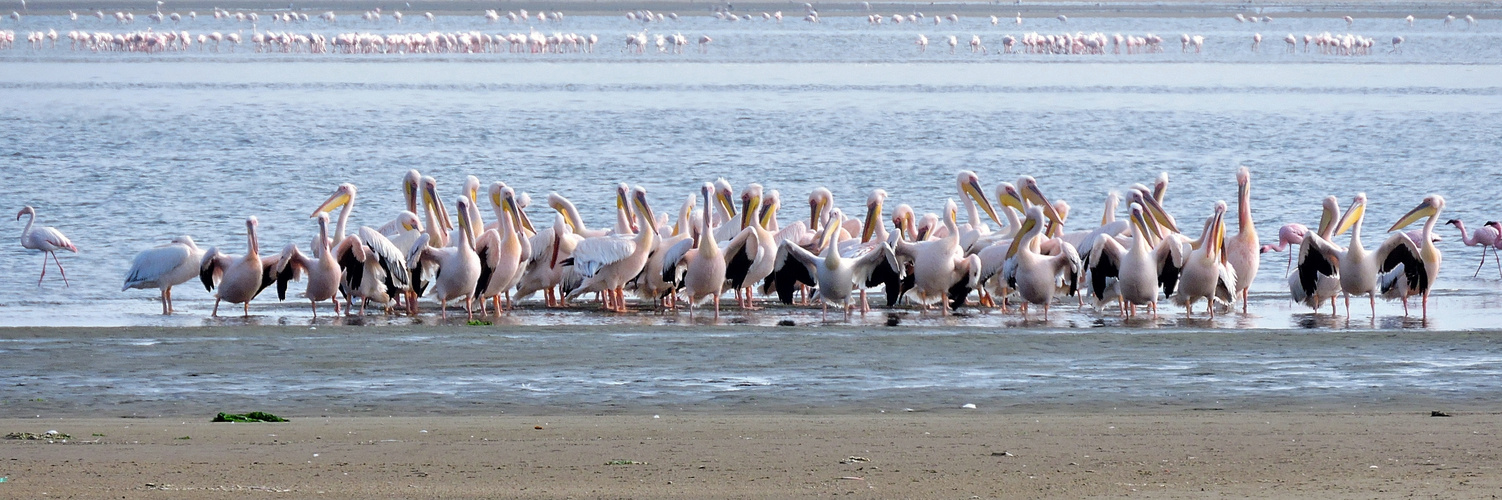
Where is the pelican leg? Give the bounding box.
[465,297,474,320]
[161,288,171,315]
[1421,292,1429,321]
[310,300,318,319]
[1241,291,1248,314]
[821,302,828,322]
[212,298,221,317]
[243,301,250,318]
[1368,294,1375,320]
[713,293,721,320]
[844,298,851,321]
[1344,294,1351,319]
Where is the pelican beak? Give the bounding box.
[809,197,826,232]
[312,189,350,217]
[491,190,503,210]
[504,195,524,232]
[1005,216,1038,259]
[740,194,756,230]
[1023,181,1065,228]
[1139,192,1178,234]
[718,188,737,220]
[964,177,1003,227]
[1334,197,1365,236]
[404,179,419,213]
[1389,198,1437,232]
[1237,175,1249,205]
[634,190,656,232]
[470,186,479,204]
[425,183,453,231]
[999,186,1025,213]
[1317,201,1336,236]
[862,197,882,243]
[517,207,536,234]
[916,224,931,241]
[1141,204,1165,241]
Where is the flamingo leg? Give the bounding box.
[52,253,70,287]
[1475,247,1486,277]
[37,252,48,285]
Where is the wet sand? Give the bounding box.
[2,411,1500,498]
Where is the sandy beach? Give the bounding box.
[2,411,1499,498]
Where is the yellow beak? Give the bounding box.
[312,191,349,218]
[1388,199,1436,232]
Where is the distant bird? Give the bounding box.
[123,236,205,314]
[16,206,77,286]
[1445,219,1499,277]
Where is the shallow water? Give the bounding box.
[1,13,1500,413]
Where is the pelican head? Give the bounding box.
[915,213,939,241]
[760,189,781,229]
[170,235,197,247]
[1018,176,1064,227]
[245,215,260,251]
[1130,183,1178,234]
[1335,193,1366,235]
[500,186,524,231]
[893,203,916,240]
[463,175,481,204]
[488,182,507,211]
[1389,194,1445,233]
[862,188,888,243]
[1317,195,1340,236]
[402,170,422,212]
[312,183,356,217]
[714,178,736,219]
[396,211,423,232]
[616,182,637,231]
[514,191,536,234]
[997,183,1024,213]
[1128,202,1159,246]
[741,183,765,230]
[809,187,833,231]
[455,197,474,241]
[1210,200,1228,259]
[1235,166,1251,202]
[957,171,1002,226]
[422,176,453,231]
[632,185,657,231]
[1153,171,1170,202]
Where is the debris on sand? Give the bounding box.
[212,412,289,423]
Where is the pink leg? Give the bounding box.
[37,252,48,285]
[52,252,69,287]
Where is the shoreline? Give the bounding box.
[3,411,1500,498]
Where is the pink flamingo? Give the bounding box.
[1446,219,1500,277]
[1251,32,1261,51]
[16,206,78,286]
[1260,222,1307,275]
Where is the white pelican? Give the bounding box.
[722,183,777,309]
[1224,167,1260,312]
[274,213,344,317]
[711,178,741,242]
[1377,194,1445,319]
[412,197,483,319]
[664,183,728,318]
[123,235,205,314]
[1174,201,1237,317]
[1003,206,1083,319]
[312,183,415,314]
[16,206,77,286]
[894,199,982,315]
[515,213,582,307]
[1337,194,1378,319]
[474,184,530,314]
[639,195,696,309]
[610,183,639,235]
[772,209,899,321]
[1445,218,1500,277]
[563,186,658,312]
[1289,196,1351,314]
[954,171,1003,253]
[1084,203,1184,317]
[419,176,453,248]
[850,188,906,309]
[200,216,288,317]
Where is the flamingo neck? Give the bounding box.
[1454,221,1473,244]
[19,212,34,238]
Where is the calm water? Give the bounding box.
[1,13,1500,414]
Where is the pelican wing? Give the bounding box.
[1377,232,1425,298]
[123,242,194,291]
[359,227,412,297]
[1084,233,1126,301]
[569,236,637,278]
[256,252,295,301]
[722,227,760,289]
[334,234,367,296]
[472,230,504,298]
[1153,235,1189,297]
[947,254,982,310]
[861,243,907,307]
[198,247,237,292]
[660,237,696,287]
[1292,233,1340,302]
[851,243,900,286]
[770,240,820,304]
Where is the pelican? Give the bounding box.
[514,213,582,307]
[274,213,344,317]
[16,206,77,286]
[1377,195,1445,319]
[412,197,483,319]
[851,188,906,309]
[123,235,205,314]
[419,176,453,248]
[1337,194,1378,319]
[312,182,415,314]
[199,216,290,317]
[772,209,899,321]
[1004,206,1083,319]
[1445,218,1500,277]
[954,171,1003,253]
[1224,167,1260,312]
[1174,201,1237,317]
[663,183,728,318]
[1084,203,1184,317]
[722,184,777,309]
[474,184,530,314]
[563,186,658,312]
[710,178,741,242]
[639,195,697,309]
[894,199,982,315]
[1289,196,1350,314]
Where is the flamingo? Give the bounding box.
[123,235,204,314]
[1260,223,1308,275]
[1445,219,1499,277]
[16,206,77,286]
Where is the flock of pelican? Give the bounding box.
[12,168,1461,323]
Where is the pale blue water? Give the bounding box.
[0,13,1500,415]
